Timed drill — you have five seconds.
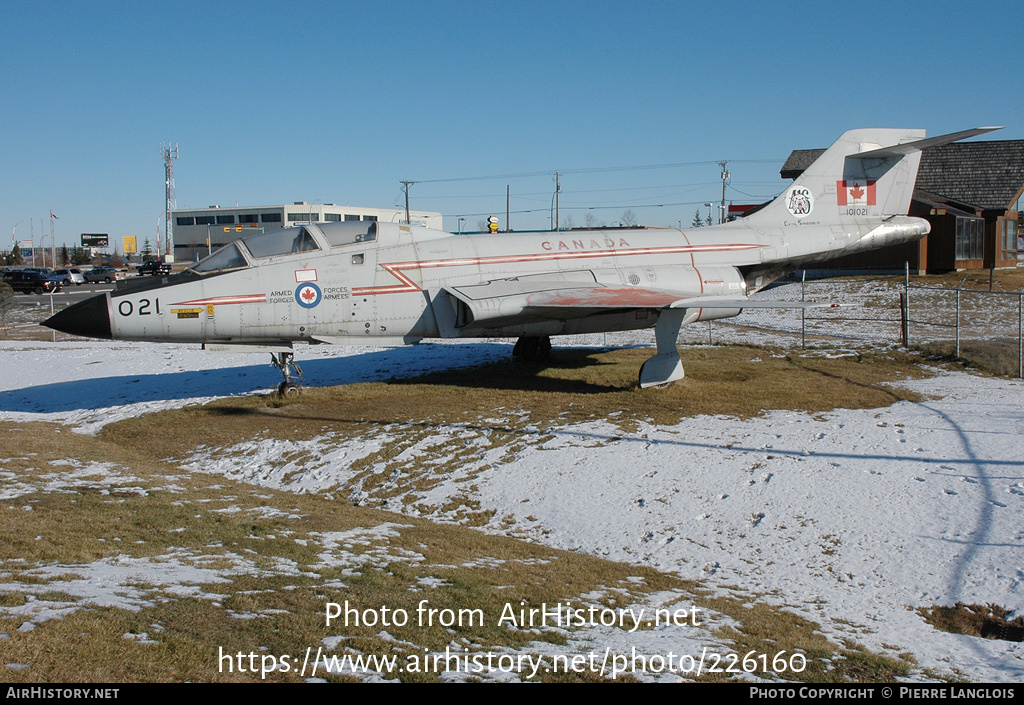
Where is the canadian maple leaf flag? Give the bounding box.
[50,211,59,219]
[836,180,876,206]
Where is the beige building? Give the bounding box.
[173,202,442,262]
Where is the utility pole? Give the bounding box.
[554,172,561,231]
[400,181,416,224]
[506,184,510,233]
[718,161,730,225]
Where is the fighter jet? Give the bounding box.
[45,127,999,395]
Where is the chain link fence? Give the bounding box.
[679,267,1024,378]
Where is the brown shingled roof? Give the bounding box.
[780,149,825,179]
[915,141,1024,210]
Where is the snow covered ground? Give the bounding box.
[1,337,1022,681]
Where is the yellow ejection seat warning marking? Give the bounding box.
[172,308,204,319]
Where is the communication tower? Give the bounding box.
[161,143,179,258]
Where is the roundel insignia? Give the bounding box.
[295,282,322,308]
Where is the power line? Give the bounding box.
[416,180,723,200]
[446,199,727,219]
[412,158,783,184]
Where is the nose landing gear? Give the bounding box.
[271,351,304,397]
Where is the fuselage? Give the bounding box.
[46,215,926,348]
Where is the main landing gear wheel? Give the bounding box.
[512,335,552,362]
[271,351,304,398]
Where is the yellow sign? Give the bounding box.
[172,308,203,319]
[123,236,137,254]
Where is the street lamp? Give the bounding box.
[11,220,24,247]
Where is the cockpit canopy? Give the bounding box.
[192,222,378,274]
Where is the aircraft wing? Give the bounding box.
[441,278,843,331]
[522,288,844,315]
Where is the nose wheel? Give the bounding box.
[271,352,303,398]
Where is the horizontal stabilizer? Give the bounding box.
[852,126,1003,159]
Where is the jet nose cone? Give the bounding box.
[43,294,112,339]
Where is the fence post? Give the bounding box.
[955,287,960,359]
[1018,292,1022,379]
[904,262,911,348]
[708,319,713,346]
[801,269,806,350]
[899,293,908,346]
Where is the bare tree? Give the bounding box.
[621,209,638,227]
[584,212,602,229]
[562,214,575,230]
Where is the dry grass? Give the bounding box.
[0,417,923,683]
[102,345,928,463]
[919,603,1024,643]
[912,268,1024,292]
[0,346,942,681]
[1,420,672,682]
[915,339,1022,378]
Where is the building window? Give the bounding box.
[363,215,377,222]
[1001,218,1018,261]
[195,216,215,226]
[216,215,235,224]
[239,214,259,224]
[955,217,984,261]
[176,217,195,226]
[344,214,360,221]
[261,213,282,223]
[324,213,342,221]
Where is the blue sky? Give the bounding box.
[2,0,1020,251]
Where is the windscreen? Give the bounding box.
[193,242,248,273]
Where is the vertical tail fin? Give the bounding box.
[743,127,1002,227]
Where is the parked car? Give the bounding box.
[53,268,86,286]
[6,270,64,294]
[84,266,127,284]
[136,260,172,276]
